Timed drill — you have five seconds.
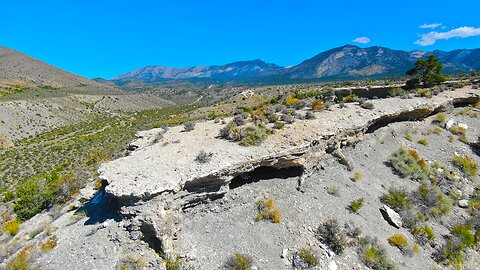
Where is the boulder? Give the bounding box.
[458,199,469,208]
[380,204,402,228]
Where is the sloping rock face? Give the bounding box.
[99,87,478,207]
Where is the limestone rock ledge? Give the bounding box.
[99,87,479,203]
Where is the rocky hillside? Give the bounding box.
[111,45,480,85]
[2,82,479,270]
[0,46,121,96]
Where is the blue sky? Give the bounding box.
[1,0,479,79]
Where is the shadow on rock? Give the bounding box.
[75,189,122,225]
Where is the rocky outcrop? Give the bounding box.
[380,204,403,229]
[99,87,479,209]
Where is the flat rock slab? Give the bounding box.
[98,88,478,200]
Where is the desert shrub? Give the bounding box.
[183,121,195,131]
[255,198,281,223]
[416,88,432,98]
[349,198,364,214]
[352,171,362,182]
[281,114,294,124]
[296,248,318,268]
[238,126,271,147]
[404,132,413,141]
[311,100,325,111]
[224,253,253,270]
[274,104,287,113]
[273,122,284,129]
[416,184,452,217]
[387,147,430,181]
[233,115,247,126]
[3,219,20,236]
[453,155,477,177]
[387,234,408,249]
[195,150,213,163]
[344,93,358,103]
[316,218,348,255]
[413,224,436,242]
[6,246,34,270]
[40,235,57,251]
[436,114,446,122]
[305,111,315,119]
[292,100,306,110]
[417,139,428,146]
[380,188,411,212]
[164,256,182,270]
[327,185,340,197]
[450,225,476,249]
[284,97,300,106]
[360,101,374,110]
[388,87,407,97]
[358,237,395,270]
[14,179,51,221]
[449,125,466,135]
[435,225,475,268]
[264,109,279,123]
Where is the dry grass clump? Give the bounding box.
[255,197,281,223]
[39,235,58,251]
[352,171,362,182]
[449,125,466,135]
[316,218,349,255]
[311,100,325,111]
[6,245,34,270]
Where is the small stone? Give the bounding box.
[458,123,468,129]
[328,260,338,270]
[445,119,455,129]
[458,199,469,208]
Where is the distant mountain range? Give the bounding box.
[111,45,480,85]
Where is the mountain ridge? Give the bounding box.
[111,45,480,85]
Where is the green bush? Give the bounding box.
[380,188,411,212]
[238,126,271,147]
[359,237,395,270]
[2,219,20,236]
[297,248,318,268]
[417,139,428,146]
[387,234,408,249]
[388,147,430,181]
[224,253,253,270]
[453,155,477,177]
[349,198,364,214]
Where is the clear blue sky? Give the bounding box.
[1,0,479,79]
